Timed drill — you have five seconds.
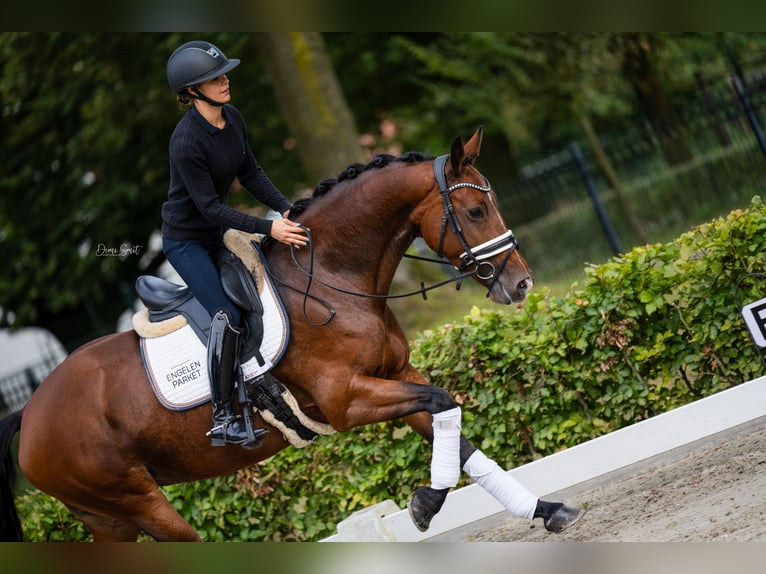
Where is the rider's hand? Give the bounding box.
[270,216,308,248]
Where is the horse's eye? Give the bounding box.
[467,207,485,220]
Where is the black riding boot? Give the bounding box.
[206,309,267,448]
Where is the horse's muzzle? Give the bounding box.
[487,274,533,304]
[511,275,534,302]
[516,276,533,299]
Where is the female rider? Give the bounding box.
[163,40,308,448]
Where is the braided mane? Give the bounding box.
[288,151,431,219]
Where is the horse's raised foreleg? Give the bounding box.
[403,412,585,534]
[327,375,458,432]
[318,373,470,528]
[324,372,584,534]
[320,373,463,496]
[401,411,536,531]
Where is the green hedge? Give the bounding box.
[415,195,766,460]
[16,196,766,541]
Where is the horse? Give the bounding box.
[0,128,583,541]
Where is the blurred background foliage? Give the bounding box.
[2,32,766,347]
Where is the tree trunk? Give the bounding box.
[252,33,365,184]
[695,70,731,148]
[621,33,693,167]
[575,106,648,244]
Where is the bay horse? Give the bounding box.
[0,128,583,541]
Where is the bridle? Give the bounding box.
[265,154,521,325]
[431,154,519,286]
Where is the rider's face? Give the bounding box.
[193,74,231,104]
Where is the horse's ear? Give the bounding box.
[463,126,484,160]
[449,136,465,176]
[450,127,483,175]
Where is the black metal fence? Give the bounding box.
[495,69,766,288]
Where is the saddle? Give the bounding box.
[135,230,270,363]
[135,252,266,366]
[133,231,290,407]
[131,231,335,447]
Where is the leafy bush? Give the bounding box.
[415,195,766,465]
[16,197,766,541]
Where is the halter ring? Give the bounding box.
[476,261,496,281]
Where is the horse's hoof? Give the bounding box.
[544,504,586,533]
[407,486,449,532]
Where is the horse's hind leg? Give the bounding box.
[107,486,203,542]
[68,482,202,542]
[135,493,203,541]
[69,506,141,542]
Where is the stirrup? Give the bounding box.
[207,416,267,449]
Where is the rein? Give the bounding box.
[264,228,479,326]
[265,155,519,325]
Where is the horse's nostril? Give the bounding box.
[518,277,532,292]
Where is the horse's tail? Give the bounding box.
[0,410,24,541]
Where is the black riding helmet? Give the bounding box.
[166,40,240,102]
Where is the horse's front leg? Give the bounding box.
[402,398,585,534]
[391,365,539,530]
[320,372,466,504]
[402,410,540,532]
[324,371,584,534]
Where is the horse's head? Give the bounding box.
[418,128,533,304]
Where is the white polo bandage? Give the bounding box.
[430,407,462,490]
[463,449,537,519]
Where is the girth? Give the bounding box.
[247,374,325,444]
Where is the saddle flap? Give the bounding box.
[135,275,192,312]
[220,250,263,314]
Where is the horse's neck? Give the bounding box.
[301,167,430,292]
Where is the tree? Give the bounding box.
[392,33,543,169]
[4,33,764,347]
[534,33,648,243]
[0,33,182,345]
[0,32,365,346]
[617,33,694,166]
[0,33,277,345]
[252,33,364,183]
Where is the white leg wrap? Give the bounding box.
[463,450,537,519]
[430,407,462,490]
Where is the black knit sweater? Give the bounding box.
[161,104,293,241]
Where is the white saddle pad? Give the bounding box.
[138,243,289,411]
